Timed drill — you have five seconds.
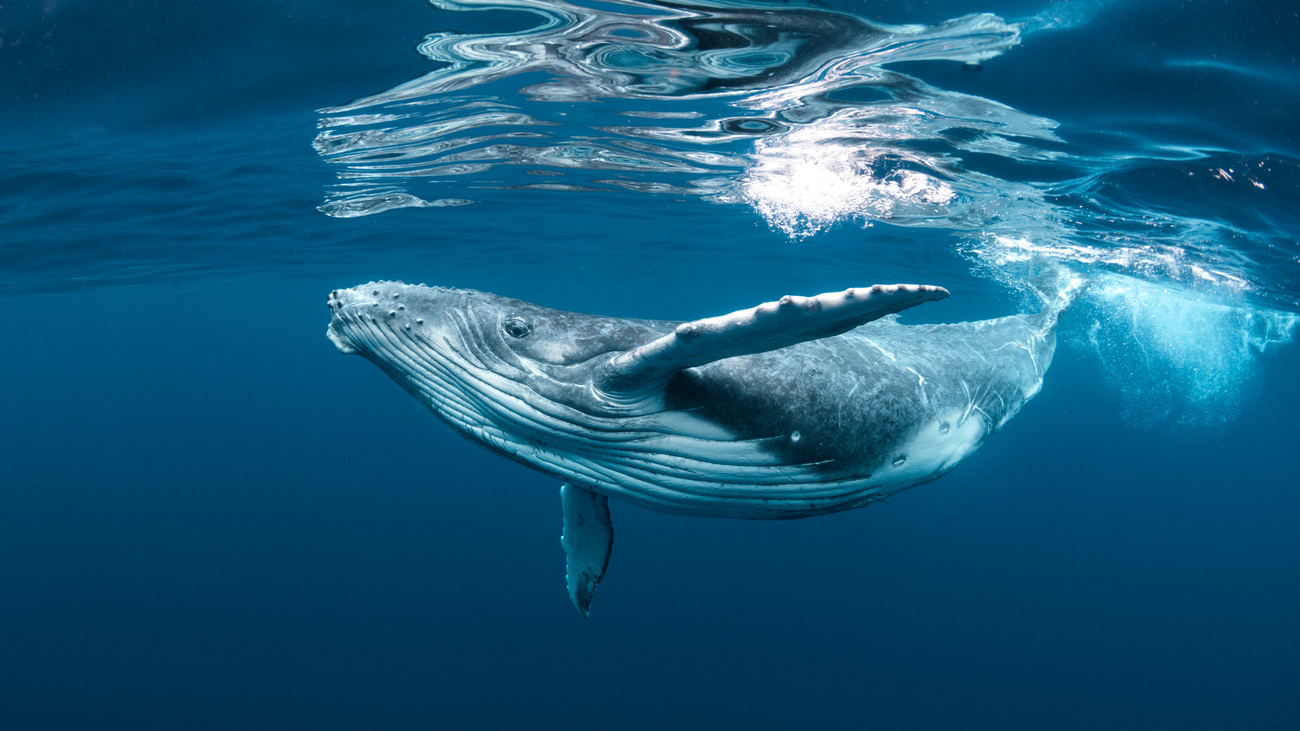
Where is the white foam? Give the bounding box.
[1080,274,1298,426]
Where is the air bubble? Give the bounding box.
[790,430,802,443]
[892,456,907,467]
[722,117,786,135]
[939,422,950,434]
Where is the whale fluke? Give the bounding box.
[597,284,949,394]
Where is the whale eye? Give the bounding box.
[503,316,531,339]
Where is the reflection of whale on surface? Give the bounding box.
[327,277,1082,614]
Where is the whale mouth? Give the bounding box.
[326,288,363,353]
[326,321,357,354]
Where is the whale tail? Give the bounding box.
[1031,266,1088,333]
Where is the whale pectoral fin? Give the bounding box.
[598,284,949,393]
[560,482,613,617]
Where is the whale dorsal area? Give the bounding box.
[597,284,950,394]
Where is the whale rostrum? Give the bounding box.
[327,279,1082,615]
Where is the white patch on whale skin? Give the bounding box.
[884,409,987,485]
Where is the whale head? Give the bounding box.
[327,282,669,449]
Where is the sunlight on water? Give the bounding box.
[738,131,959,239]
[1078,274,1298,426]
[728,84,1059,238]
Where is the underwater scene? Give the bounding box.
[2,0,1297,727]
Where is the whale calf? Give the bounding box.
[327,279,1081,614]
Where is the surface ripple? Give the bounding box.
[313,0,1299,314]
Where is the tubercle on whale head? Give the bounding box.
[325,281,469,360]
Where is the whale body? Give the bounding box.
[327,279,1080,614]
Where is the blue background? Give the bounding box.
[2,1,1297,727]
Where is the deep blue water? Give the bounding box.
[2,0,1298,727]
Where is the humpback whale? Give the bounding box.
[327,279,1081,615]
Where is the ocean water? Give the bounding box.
[2,0,1298,727]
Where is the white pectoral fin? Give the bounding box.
[598,284,949,393]
[561,482,613,617]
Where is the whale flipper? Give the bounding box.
[598,284,949,394]
[560,482,613,617]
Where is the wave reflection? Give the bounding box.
[316,0,1298,315]
[314,0,1031,222]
